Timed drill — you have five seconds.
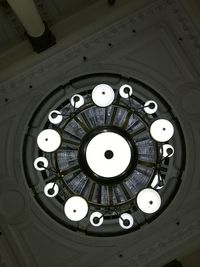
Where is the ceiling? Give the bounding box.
[0,0,200,266]
[0,0,97,51]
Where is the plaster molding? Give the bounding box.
[0,0,199,97]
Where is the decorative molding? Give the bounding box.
[0,1,200,266]
[93,217,200,267]
[116,219,200,267]
[0,0,200,96]
[168,0,200,53]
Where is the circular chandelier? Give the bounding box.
[24,74,185,236]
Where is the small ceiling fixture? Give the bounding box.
[24,74,185,236]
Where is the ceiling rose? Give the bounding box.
[23,73,186,236]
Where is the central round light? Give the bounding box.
[86,132,131,177]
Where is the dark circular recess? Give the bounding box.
[78,126,138,183]
[48,188,54,195]
[74,96,80,102]
[124,87,130,94]
[93,217,100,224]
[105,150,114,159]
[51,112,58,119]
[149,102,155,109]
[23,73,186,237]
[123,219,130,227]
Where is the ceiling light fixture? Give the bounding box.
[24,74,185,236]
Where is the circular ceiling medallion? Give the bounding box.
[23,73,185,237]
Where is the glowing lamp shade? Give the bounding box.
[86,132,131,177]
[44,182,59,198]
[64,196,88,221]
[119,213,134,229]
[34,157,48,171]
[151,174,165,189]
[92,84,115,107]
[119,84,133,98]
[37,129,61,152]
[137,188,161,214]
[90,212,104,227]
[161,144,174,157]
[48,110,62,124]
[70,94,84,108]
[144,100,158,114]
[150,119,174,142]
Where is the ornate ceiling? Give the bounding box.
[0,0,200,266]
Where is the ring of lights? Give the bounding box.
[23,73,186,236]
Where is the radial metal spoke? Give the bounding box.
[137,160,156,168]
[63,130,81,141]
[98,185,103,204]
[104,107,108,125]
[60,164,81,176]
[135,136,150,143]
[88,182,96,202]
[81,113,93,130]
[121,110,132,129]
[130,126,147,137]
[113,187,122,203]
[64,170,82,183]
[126,119,140,131]
[74,116,90,132]
[108,186,114,206]
[45,175,58,183]
[120,183,132,200]
[62,138,80,147]
[80,178,90,194]
[110,106,118,125]
[110,94,121,125]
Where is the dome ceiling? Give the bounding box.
[0,0,200,266]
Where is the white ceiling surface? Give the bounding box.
[0,0,200,267]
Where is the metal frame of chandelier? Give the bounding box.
[33,83,175,230]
